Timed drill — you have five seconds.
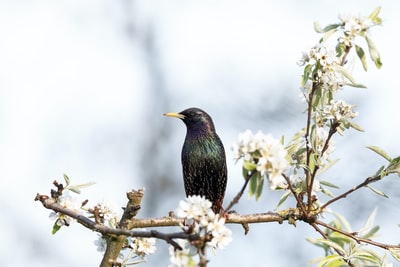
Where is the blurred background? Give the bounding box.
[1,1,399,266]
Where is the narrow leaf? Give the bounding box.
[276,190,291,210]
[321,186,334,198]
[52,221,62,235]
[361,225,380,239]
[320,180,340,189]
[355,44,368,71]
[386,156,400,176]
[248,171,258,197]
[336,65,366,88]
[314,239,346,255]
[349,121,365,132]
[365,35,382,69]
[333,212,352,232]
[389,248,400,261]
[67,182,96,194]
[63,173,70,186]
[358,207,378,237]
[368,6,382,25]
[313,21,340,33]
[366,146,392,161]
[366,185,389,198]
[243,161,257,171]
[255,175,264,201]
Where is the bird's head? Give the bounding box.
[164,107,216,134]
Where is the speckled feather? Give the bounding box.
[166,108,227,213]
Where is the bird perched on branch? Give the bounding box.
[164,107,227,214]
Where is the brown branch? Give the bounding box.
[100,189,144,267]
[320,174,382,210]
[305,79,318,211]
[315,220,400,250]
[282,173,307,215]
[310,223,356,267]
[35,192,289,228]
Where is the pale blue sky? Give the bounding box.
[0,1,399,266]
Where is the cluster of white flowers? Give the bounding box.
[322,99,358,123]
[93,201,120,228]
[94,232,157,264]
[169,196,232,267]
[49,191,81,227]
[232,130,289,189]
[297,44,345,93]
[131,235,157,257]
[339,13,373,46]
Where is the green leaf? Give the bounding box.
[358,207,379,238]
[336,42,347,58]
[52,221,62,234]
[315,254,345,267]
[332,212,352,232]
[349,121,365,132]
[67,182,96,194]
[321,186,334,198]
[302,64,313,87]
[255,175,264,200]
[361,225,380,239]
[319,180,340,189]
[389,248,400,261]
[335,65,366,88]
[365,35,382,69]
[313,21,341,33]
[355,45,368,71]
[374,165,385,176]
[351,250,380,264]
[243,161,257,171]
[386,156,400,176]
[242,166,250,179]
[275,190,291,210]
[368,6,382,25]
[366,146,392,161]
[248,171,262,199]
[314,239,346,255]
[63,173,70,186]
[366,185,388,198]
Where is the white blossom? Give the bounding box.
[322,99,358,122]
[168,239,197,267]
[207,216,232,249]
[339,13,373,46]
[233,130,289,189]
[49,191,80,226]
[94,200,120,228]
[133,236,157,257]
[170,196,233,266]
[177,195,213,220]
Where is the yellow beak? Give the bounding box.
[163,112,185,119]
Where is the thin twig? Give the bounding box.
[310,223,356,267]
[305,80,318,211]
[224,170,255,213]
[315,219,400,250]
[320,174,382,210]
[282,173,307,216]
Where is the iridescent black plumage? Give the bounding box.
[164,108,227,213]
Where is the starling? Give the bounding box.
[164,107,227,214]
